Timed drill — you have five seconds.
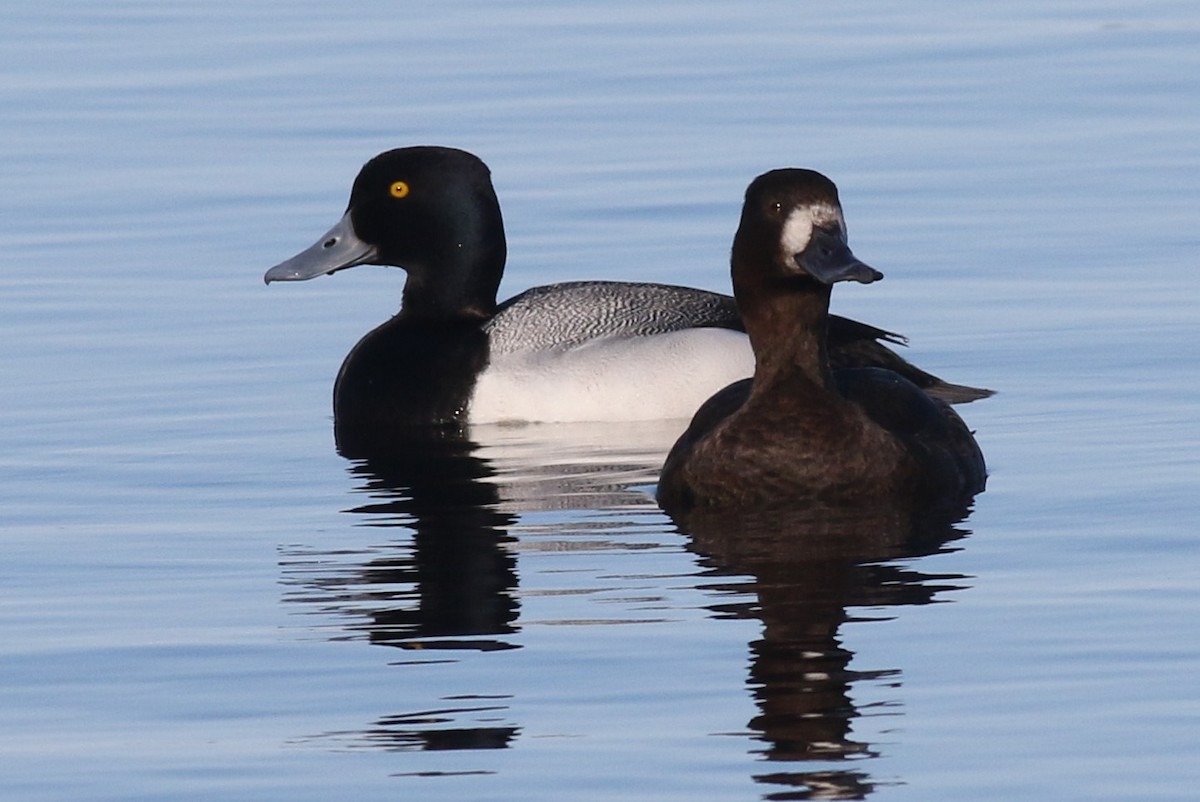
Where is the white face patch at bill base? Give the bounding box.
[779,202,847,262]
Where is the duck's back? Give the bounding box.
[484,280,742,354]
[475,281,752,423]
[834,367,987,499]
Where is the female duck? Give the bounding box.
[656,169,987,512]
[264,147,989,457]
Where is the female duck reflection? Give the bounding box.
[684,502,974,798]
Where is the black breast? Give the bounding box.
[333,317,490,457]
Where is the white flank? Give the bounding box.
[469,327,755,424]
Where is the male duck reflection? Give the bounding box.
[264,147,989,456]
[657,169,987,512]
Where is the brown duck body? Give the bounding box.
[658,366,986,510]
[657,169,986,513]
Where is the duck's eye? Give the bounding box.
[389,181,411,199]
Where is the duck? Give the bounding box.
[656,168,987,512]
[264,146,991,457]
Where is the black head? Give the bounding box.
[346,147,503,270]
[733,168,882,291]
[265,146,507,317]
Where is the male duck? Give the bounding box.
[656,169,987,512]
[264,147,990,457]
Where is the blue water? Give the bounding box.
[3,1,1199,800]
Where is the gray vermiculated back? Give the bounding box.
[485,280,742,355]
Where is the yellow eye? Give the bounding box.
[389,181,410,198]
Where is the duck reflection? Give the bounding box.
[677,500,975,800]
[342,439,521,649]
[281,432,520,752]
[281,422,978,796]
[282,434,520,651]
[281,422,682,754]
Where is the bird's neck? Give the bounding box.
[399,229,505,322]
[734,256,834,389]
